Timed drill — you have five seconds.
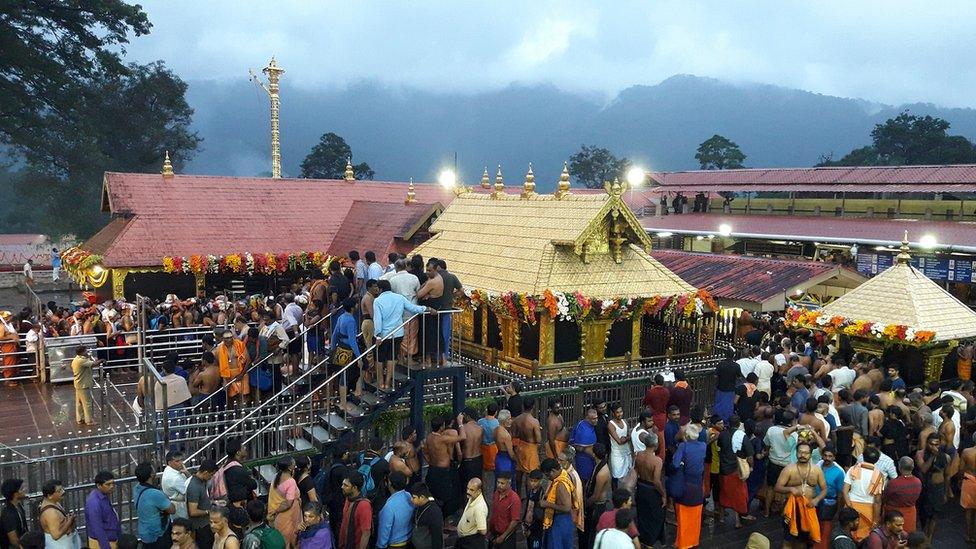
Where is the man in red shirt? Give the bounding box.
[338,471,372,549]
[882,457,922,534]
[596,489,639,541]
[643,374,671,446]
[488,472,521,549]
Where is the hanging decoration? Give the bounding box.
[161,251,336,275]
[61,247,103,274]
[784,306,936,346]
[462,287,717,325]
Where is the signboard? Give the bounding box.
[856,253,975,283]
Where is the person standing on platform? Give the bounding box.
[459,408,485,494]
[423,413,466,518]
[51,248,61,281]
[478,403,500,493]
[71,345,102,426]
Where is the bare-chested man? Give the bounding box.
[389,442,415,478]
[513,397,542,495]
[775,442,827,549]
[547,400,570,460]
[494,410,516,477]
[398,426,421,483]
[868,395,885,437]
[852,360,884,394]
[423,413,466,518]
[634,431,666,546]
[940,404,959,498]
[583,443,611,548]
[459,407,485,492]
[192,351,223,409]
[961,439,976,543]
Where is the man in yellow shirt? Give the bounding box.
[71,345,102,425]
[456,478,488,548]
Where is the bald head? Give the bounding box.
[898,456,915,475]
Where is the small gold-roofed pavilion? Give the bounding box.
[411,182,714,377]
[790,232,976,383]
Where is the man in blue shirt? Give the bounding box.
[133,462,176,549]
[571,408,599,482]
[85,471,120,549]
[790,375,810,415]
[886,365,907,391]
[331,297,362,410]
[372,280,431,390]
[376,471,413,548]
[816,445,846,543]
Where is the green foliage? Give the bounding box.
[695,134,746,170]
[5,62,200,238]
[818,111,976,167]
[300,132,374,180]
[0,1,151,149]
[567,145,630,189]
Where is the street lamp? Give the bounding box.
[919,234,938,249]
[438,169,457,189]
[626,166,646,205]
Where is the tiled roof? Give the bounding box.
[88,173,457,267]
[327,200,442,264]
[651,250,865,306]
[821,259,976,340]
[640,214,976,248]
[409,192,694,298]
[647,165,976,193]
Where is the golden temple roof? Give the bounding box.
[820,259,976,341]
[410,192,695,298]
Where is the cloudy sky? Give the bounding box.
[125,1,976,107]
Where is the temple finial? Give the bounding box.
[344,158,355,181]
[405,178,416,204]
[480,167,491,189]
[492,165,504,199]
[555,161,571,198]
[896,230,912,264]
[608,177,623,197]
[521,162,536,198]
[161,151,174,179]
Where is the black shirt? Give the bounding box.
[411,501,444,549]
[734,384,758,421]
[506,394,524,417]
[716,359,739,392]
[224,464,257,499]
[298,474,316,507]
[596,413,611,450]
[329,273,352,304]
[0,503,26,549]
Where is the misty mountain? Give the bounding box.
[184,74,976,192]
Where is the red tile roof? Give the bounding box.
[650,250,862,306]
[327,200,443,265]
[641,213,976,249]
[88,173,457,267]
[647,165,976,193]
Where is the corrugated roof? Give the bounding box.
[88,173,457,267]
[651,250,865,306]
[820,259,976,341]
[410,192,694,298]
[640,214,976,248]
[647,165,976,193]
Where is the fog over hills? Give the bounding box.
[184,74,976,191]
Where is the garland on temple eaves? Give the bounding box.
[463,287,718,325]
[61,247,104,274]
[162,252,339,276]
[784,306,936,346]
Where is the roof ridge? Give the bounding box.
[651,163,976,176]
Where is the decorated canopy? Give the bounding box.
[786,238,976,345]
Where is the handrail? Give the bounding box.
[184,308,434,464]
[190,308,339,410]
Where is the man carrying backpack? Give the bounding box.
[357,438,390,508]
[242,500,285,549]
[338,471,372,549]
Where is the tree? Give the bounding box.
[0,1,151,153]
[6,62,201,237]
[818,111,976,166]
[695,134,746,170]
[567,145,630,189]
[300,132,374,179]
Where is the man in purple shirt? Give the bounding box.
[85,471,120,549]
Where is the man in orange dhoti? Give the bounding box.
[216,331,250,403]
[843,447,885,543]
[961,444,976,544]
[775,442,826,549]
[546,401,569,460]
[883,457,922,534]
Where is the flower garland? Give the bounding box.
[162,251,333,275]
[784,306,936,346]
[61,247,104,273]
[464,287,716,325]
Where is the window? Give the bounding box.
[554,319,582,363]
[487,309,502,351]
[605,319,633,358]
[518,316,541,361]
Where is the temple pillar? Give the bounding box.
[194,272,205,296]
[582,319,611,363]
[630,316,642,359]
[111,268,129,299]
[539,312,555,365]
[923,343,955,383]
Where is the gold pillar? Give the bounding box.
[194,272,206,296]
[630,316,642,359]
[539,312,555,365]
[923,343,955,383]
[111,268,129,299]
[582,319,611,363]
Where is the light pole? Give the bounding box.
[626,166,646,207]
